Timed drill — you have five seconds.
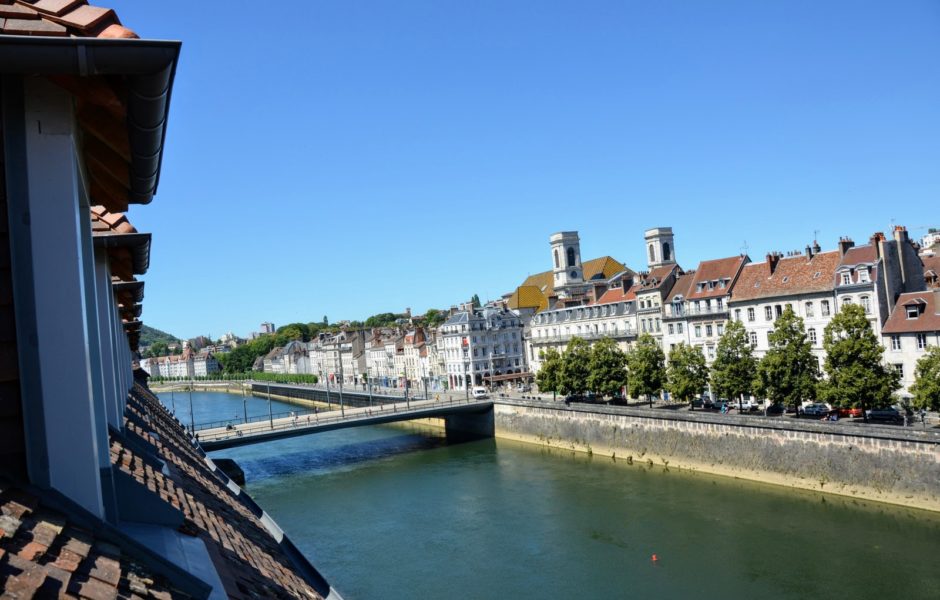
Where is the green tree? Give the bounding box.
[536,348,563,400]
[711,319,757,411]
[148,340,168,358]
[424,308,446,328]
[559,337,591,397]
[910,346,940,411]
[587,337,628,399]
[754,307,819,413]
[322,315,329,325]
[818,303,899,420]
[627,333,666,408]
[471,294,482,308]
[364,312,399,328]
[667,343,708,410]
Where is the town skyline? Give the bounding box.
[102,0,940,337]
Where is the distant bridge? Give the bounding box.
[196,397,495,451]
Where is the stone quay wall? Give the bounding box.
[493,400,940,512]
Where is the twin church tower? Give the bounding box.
[549,227,676,297]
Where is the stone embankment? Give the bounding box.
[493,399,940,512]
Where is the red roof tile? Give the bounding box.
[0,0,135,38]
[882,291,940,334]
[731,250,841,302]
[666,271,696,302]
[90,206,137,235]
[686,256,748,300]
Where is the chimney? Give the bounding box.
[766,252,781,275]
[813,240,821,254]
[893,225,908,244]
[870,232,885,260]
[805,244,813,258]
[838,236,855,256]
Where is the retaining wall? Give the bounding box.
[493,400,940,512]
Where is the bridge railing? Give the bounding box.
[195,395,489,443]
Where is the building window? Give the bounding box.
[891,335,901,350]
[775,305,783,318]
[668,324,674,334]
[821,301,830,316]
[764,306,773,321]
[917,333,928,350]
[553,249,559,268]
[805,301,814,317]
[841,297,852,309]
[749,332,757,348]
[566,247,575,267]
[663,242,671,261]
[734,309,741,321]
[707,346,715,360]
[858,269,870,283]
[747,308,755,322]
[717,323,724,336]
[706,324,713,337]
[841,272,852,285]
[649,244,656,263]
[860,296,871,314]
[906,306,919,319]
[694,325,702,338]
[808,328,817,345]
[716,298,723,310]
[677,323,684,334]
[894,364,903,378]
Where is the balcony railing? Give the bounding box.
[665,305,729,319]
[530,329,636,344]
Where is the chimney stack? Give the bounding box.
[805,244,813,258]
[838,237,855,256]
[893,225,909,244]
[766,252,781,275]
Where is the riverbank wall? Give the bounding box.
[493,399,940,512]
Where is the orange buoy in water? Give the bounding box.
[651,554,658,562]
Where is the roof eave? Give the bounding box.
[0,36,182,205]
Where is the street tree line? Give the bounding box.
[536,304,940,413]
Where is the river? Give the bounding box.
[161,391,940,600]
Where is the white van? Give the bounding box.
[471,386,489,399]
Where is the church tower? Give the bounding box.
[550,231,584,293]
[644,227,676,269]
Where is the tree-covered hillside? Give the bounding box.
[140,324,180,348]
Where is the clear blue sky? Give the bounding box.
[112,1,940,340]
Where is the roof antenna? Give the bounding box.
[813,229,819,243]
[741,240,749,255]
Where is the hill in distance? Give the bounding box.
[140,324,180,347]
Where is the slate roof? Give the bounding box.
[686,256,748,300]
[839,245,878,266]
[882,291,940,334]
[731,250,841,302]
[0,0,137,38]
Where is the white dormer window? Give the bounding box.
[841,273,852,285]
[858,268,870,283]
[906,305,918,319]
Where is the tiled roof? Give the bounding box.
[119,384,327,599]
[686,255,748,300]
[90,206,137,234]
[666,271,696,302]
[507,285,548,312]
[730,250,841,302]
[635,264,680,293]
[840,245,878,266]
[0,1,137,38]
[922,254,940,288]
[0,478,197,599]
[882,291,940,334]
[518,256,626,293]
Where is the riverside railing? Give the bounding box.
[195,395,490,443]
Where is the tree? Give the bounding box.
[754,307,819,413]
[587,337,628,399]
[147,340,169,358]
[471,294,482,308]
[627,333,666,408]
[322,315,329,325]
[424,308,446,328]
[536,348,563,401]
[818,303,899,420]
[711,319,757,411]
[910,346,940,411]
[558,337,591,397]
[667,343,708,410]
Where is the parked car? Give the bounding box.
[712,399,732,412]
[838,407,863,418]
[690,397,704,408]
[866,407,902,423]
[802,403,831,417]
[736,398,760,412]
[766,403,786,415]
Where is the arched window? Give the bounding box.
[663,242,671,261]
[553,249,559,268]
[566,247,575,267]
[860,295,871,314]
[649,244,656,262]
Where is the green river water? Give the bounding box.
[163,392,940,600]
